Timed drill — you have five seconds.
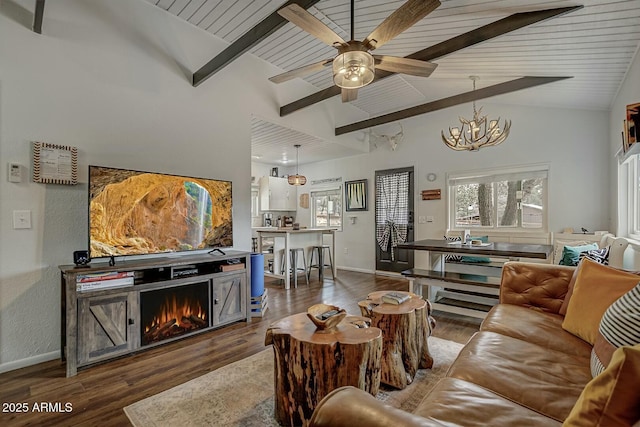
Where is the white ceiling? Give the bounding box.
[147,0,640,164]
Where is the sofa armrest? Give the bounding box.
[499,262,575,314]
[309,386,444,427]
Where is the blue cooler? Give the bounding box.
[250,253,264,297]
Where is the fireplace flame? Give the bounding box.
[144,294,207,333]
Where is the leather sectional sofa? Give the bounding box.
[309,261,640,426]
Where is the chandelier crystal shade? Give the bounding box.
[332,50,375,89]
[288,144,307,186]
[441,76,511,151]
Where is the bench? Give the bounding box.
[401,268,501,319]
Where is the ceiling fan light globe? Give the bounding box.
[333,51,374,89]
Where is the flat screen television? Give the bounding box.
[88,166,233,259]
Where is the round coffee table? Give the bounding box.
[358,291,434,389]
[265,312,382,427]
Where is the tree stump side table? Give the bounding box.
[358,291,434,390]
[265,313,382,427]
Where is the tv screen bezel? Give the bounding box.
[87,165,233,260]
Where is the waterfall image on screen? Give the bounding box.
[89,166,233,258]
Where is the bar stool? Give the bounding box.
[308,245,335,281]
[280,248,309,287]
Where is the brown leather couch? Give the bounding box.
[309,262,590,427]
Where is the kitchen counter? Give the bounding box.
[256,228,336,289]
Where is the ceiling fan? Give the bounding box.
[269,0,441,102]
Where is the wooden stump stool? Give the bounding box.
[265,313,382,427]
[358,291,434,389]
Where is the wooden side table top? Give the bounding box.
[265,313,381,345]
[359,290,426,314]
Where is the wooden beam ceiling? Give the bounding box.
[279,6,583,116]
[33,0,44,34]
[192,0,321,87]
[334,76,571,135]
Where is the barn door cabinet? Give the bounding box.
[211,272,246,325]
[77,291,137,366]
[60,251,251,377]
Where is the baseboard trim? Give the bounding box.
[0,350,60,374]
[337,266,375,274]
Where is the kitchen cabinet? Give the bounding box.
[259,176,296,211]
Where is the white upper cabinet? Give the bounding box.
[259,176,296,211]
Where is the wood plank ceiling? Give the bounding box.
[147,0,640,164]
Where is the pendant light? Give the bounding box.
[288,144,307,186]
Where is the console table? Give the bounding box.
[398,239,552,318]
[60,251,251,377]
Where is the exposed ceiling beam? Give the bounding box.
[280,5,583,116]
[192,0,321,87]
[334,76,571,135]
[33,0,44,34]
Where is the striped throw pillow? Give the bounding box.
[591,282,640,377]
[444,236,462,262]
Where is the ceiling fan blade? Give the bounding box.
[269,58,334,84]
[363,0,440,50]
[374,55,437,77]
[342,88,358,103]
[278,4,346,47]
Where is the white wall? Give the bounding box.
[297,102,610,273]
[0,0,364,372]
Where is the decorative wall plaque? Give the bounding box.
[421,189,441,200]
[32,142,78,185]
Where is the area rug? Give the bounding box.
[124,336,463,426]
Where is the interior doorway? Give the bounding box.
[375,166,414,273]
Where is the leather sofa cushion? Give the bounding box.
[413,378,561,427]
[500,262,574,313]
[447,331,592,422]
[481,304,592,357]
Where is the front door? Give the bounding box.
[375,167,414,273]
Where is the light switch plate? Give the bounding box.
[13,210,32,229]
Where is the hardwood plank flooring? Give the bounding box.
[0,270,480,427]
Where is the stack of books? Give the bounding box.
[76,271,134,292]
[382,292,411,305]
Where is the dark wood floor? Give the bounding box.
[0,270,481,427]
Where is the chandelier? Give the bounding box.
[288,144,307,186]
[441,76,511,151]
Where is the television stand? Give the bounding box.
[59,250,250,377]
[208,248,226,255]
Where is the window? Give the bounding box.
[625,155,640,238]
[311,188,342,229]
[448,165,549,231]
